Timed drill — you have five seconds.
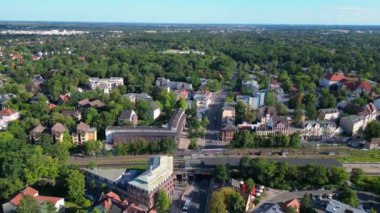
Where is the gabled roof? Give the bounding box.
[325,72,346,81]
[119,110,135,121]
[284,199,300,209]
[0,108,17,116]
[30,124,46,134]
[78,98,90,106]
[89,100,105,108]
[76,122,91,133]
[9,187,39,206]
[51,122,67,133]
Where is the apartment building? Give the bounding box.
[72,122,97,144]
[89,77,124,94]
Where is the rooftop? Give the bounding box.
[128,156,173,193]
[84,167,126,183]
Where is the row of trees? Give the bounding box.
[209,187,246,213]
[231,131,301,148]
[239,157,349,189]
[114,138,177,155]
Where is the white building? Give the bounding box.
[123,93,153,103]
[156,77,193,91]
[340,103,378,135]
[319,108,340,121]
[301,121,339,140]
[151,102,161,120]
[193,92,212,113]
[89,77,124,94]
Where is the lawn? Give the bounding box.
[338,150,380,163]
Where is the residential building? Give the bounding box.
[193,92,212,113]
[89,77,124,94]
[283,199,300,213]
[106,109,186,144]
[118,110,138,126]
[123,93,153,103]
[72,122,97,144]
[236,95,258,110]
[365,138,380,150]
[301,121,338,140]
[83,167,129,186]
[61,110,82,121]
[0,108,20,123]
[155,77,193,91]
[258,107,277,124]
[319,71,346,87]
[126,156,175,209]
[57,93,70,105]
[29,124,46,143]
[254,203,284,213]
[255,91,266,107]
[342,80,372,98]
[222,104,236,122]
[323,199,366,213]
[51,122,68,143]
[220,125,237,142]
[340,103,378,135]
[92,191,152,213]
[78,99,105,109]
[150,102,161,120]
[319,108,340,121]
[242,80,259,95]
[2,186,64,213]
[257,116,291,136]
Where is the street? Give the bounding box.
[187,176,210,213]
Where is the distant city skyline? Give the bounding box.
[1,0,380,25]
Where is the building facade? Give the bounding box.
[89,77,124,94]
[126,156,175,209]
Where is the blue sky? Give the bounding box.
[1,0,379,25]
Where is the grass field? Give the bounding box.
[338,150,380,163]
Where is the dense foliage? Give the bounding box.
[231,130,301,148]
[239,157,349,190]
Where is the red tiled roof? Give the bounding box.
[9,187,39,206]
[284,199,300,209]
[361,81,372,92]
[0,108,16,116]
[106,191,121,201]
[48,103,57,109]
[59,94,70,103]
[325,72,346,81]
[35,195,63,204]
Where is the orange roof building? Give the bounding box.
[2,186,64,213]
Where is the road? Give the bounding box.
[187,177,210,213]
[205,91,227,141]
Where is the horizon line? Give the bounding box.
[1,20,380,27]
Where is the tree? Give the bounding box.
[276,103,288,116]
[156,189,171,213]
[188,138,199,151]
[266,91,276,107]
[290,132,301,148]
[0,178,23,200]
[286,206,298,213]
[246,178,255,193]
[329,167,349,186]
[350,168,364,184]
[16,195,40,213]
[64,169,85,203]
[209,191,227,213]
[178,98,187,111]
[338,186,359,207]
[215,165,228,184]
[364,121,380,141]
[300,194,316,213]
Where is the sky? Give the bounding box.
[0,0,380,25]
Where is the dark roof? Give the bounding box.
[150,102,160,110]
[61,110,81,117]
[222,124,237,131]
[119,110,134,121]
[51,122,67,133]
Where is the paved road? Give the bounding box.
[187,177,211,213]
[205,91,226,140]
